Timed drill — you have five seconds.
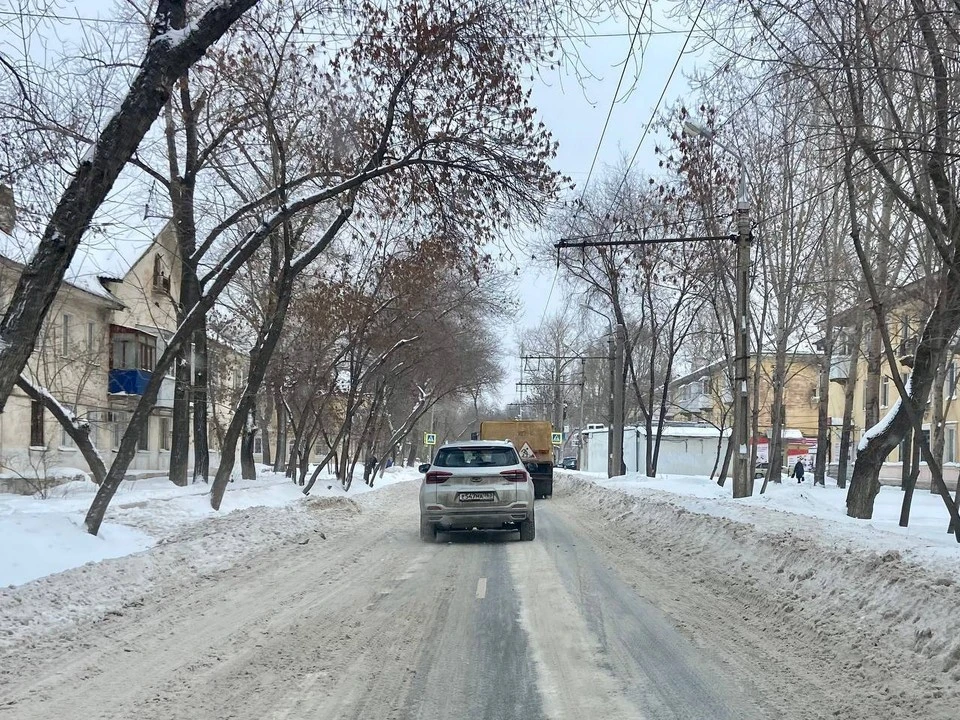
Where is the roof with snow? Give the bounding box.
[583,424,730,438]
[0,178,169,302]
[671,348,820,387]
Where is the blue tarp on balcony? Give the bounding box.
[108,369,152,395]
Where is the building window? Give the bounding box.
[153,254,171,292]
[30,400,44,447]
[108,410,126,449]
[948,362,957,400]
[61,313,71,355]
[159,417,171,451]
[881,377,890,407]
[138,417,150,451]
[139,336,156,371]
[835,333,851,356]
[87,322,96,353]
[111,327,157,371]
[61,404,76,448]
[946,426,957,464]
[253,436,263,455]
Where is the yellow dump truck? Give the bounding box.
[478,420,554,499]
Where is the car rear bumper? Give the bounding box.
[423,505,531,530]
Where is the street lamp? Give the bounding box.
[683,117,753,498]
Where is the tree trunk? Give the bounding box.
[930,359,948,493]
[406,431,418,467]
[837,321,864,489]
[766,348,787,486]
[260,391,273,467]
[240,408,257,480]
[900,426,922,527]
[273,388,286,473]
[949,467,960,534]
[192,321,210,482]
[815,283,837,486]
[210,287,293,510]
[298,440,311,486]
[168,340,192,486]
[863,321,882,431]
[901,427,913,490]
[0,0,258,411]
[749,353,762,481]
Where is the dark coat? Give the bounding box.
[793,460,805,478]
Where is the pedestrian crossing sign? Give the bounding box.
[551,432,563,446]
[424,433,437,446]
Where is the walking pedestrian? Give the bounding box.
[792,458,805,484]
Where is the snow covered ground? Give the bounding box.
[0,465,419,587]
[570,470,960,573]
[0,465,419,646]
[560,469,960,703]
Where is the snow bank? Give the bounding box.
[578,470,960,571]
[0,470,419,647]
[0,514,152,587]
[559,471,960,704]
[0,465,421,587]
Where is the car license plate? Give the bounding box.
[458,491,495,502]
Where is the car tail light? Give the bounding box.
[500,469,528,482]
[425,470,453,484]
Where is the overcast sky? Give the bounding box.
[1,1,710,411]
[498,10,710,407]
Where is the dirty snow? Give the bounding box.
[0,464,418,587]
[0,465,418,646]
[559,471,960,715]
[574,469,960,572]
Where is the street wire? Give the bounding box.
[540,3,651,329]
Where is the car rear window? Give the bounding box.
[433,446,520,468]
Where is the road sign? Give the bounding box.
[424,433,437,446]
[551,432,562,446]
[518,442,536,460]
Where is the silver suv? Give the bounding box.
[418,440,536,542]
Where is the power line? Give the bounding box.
[558,213,731,242]
[0,9,747,40]
[540,4,651,329]
[577,1,649,206]
[609,0,707,206]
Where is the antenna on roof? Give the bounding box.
[143,182,155,221]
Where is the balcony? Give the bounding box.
[829,355,851,383]
[898,336,919,367]
[109,368,152,395]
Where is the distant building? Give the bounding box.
[668,352,822,469]
[0,187,265,489]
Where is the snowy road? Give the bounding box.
[1,478,956,719]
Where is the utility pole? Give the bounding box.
[611,323,626,477]
[733,167,753,498]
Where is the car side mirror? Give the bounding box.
[418,463,430,473]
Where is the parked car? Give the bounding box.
[418,440,535,542]
[562,456,578,470]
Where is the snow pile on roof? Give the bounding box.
[0,177,167,300]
